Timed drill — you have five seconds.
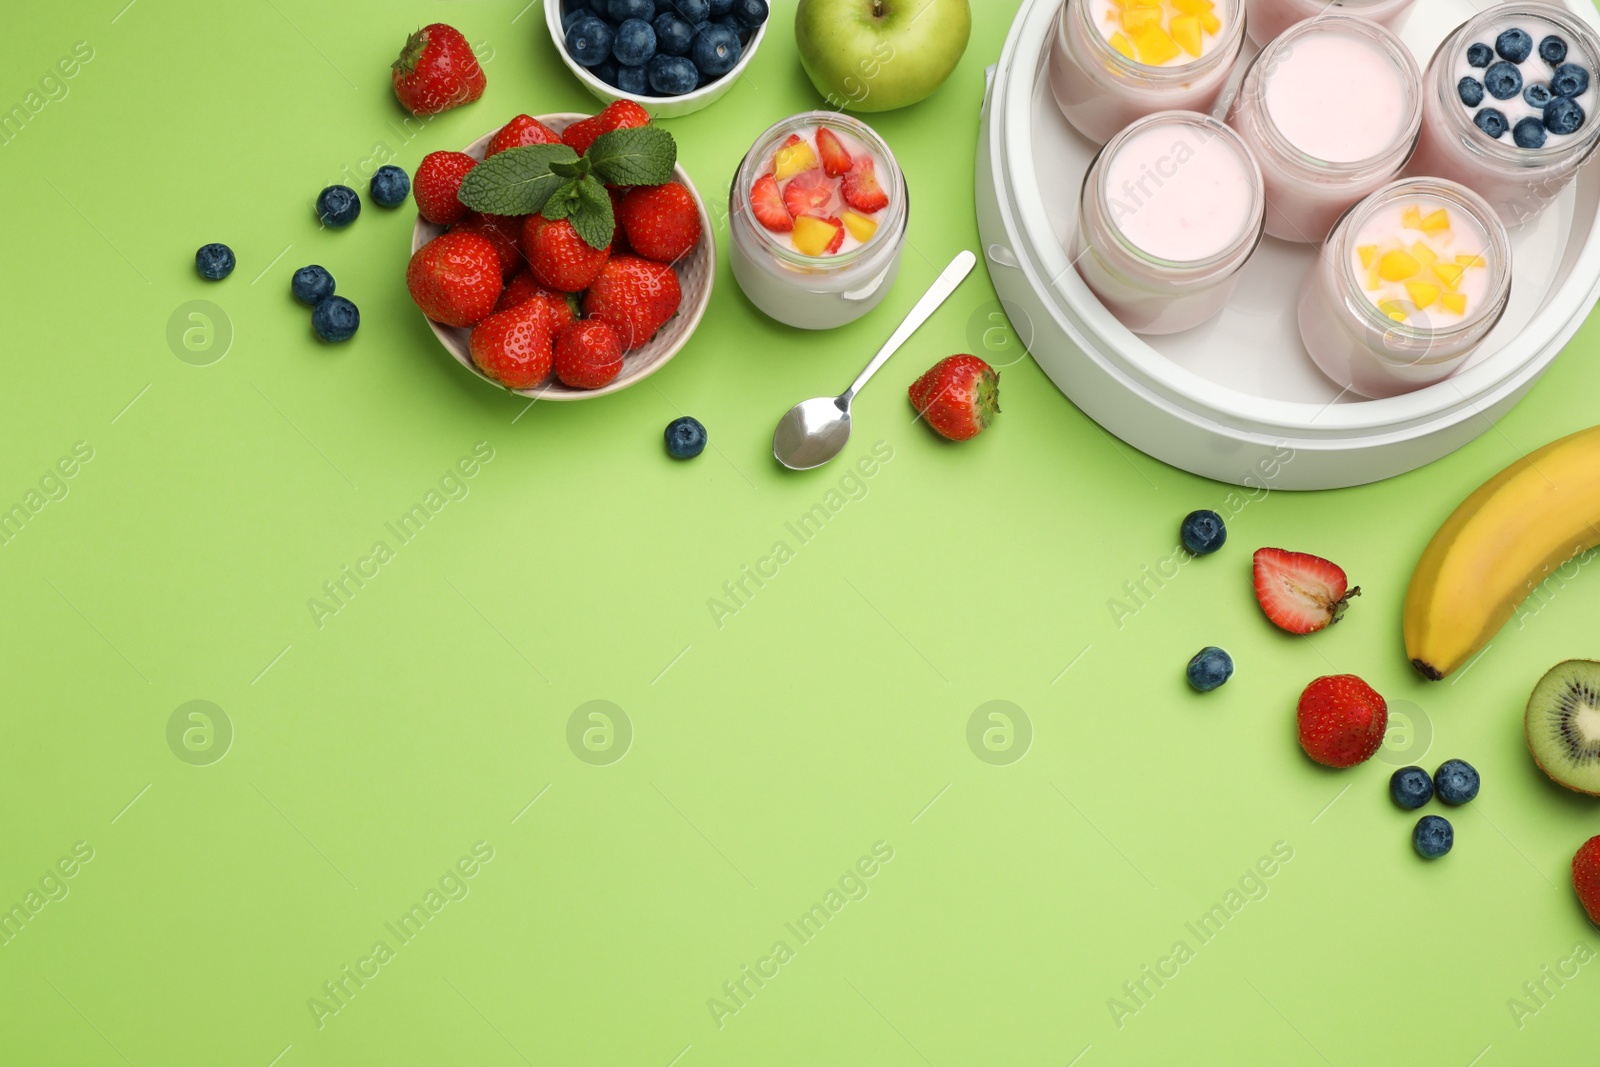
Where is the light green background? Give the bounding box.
[3,1,1598,1063]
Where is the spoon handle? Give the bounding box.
[842,249,977,402]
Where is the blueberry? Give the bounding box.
[563,9,586,33]
[316,185,361,228]
[194,243,235,280]
[613,18,657,66]
[1389,766,1434,810]
[610,0,656,19]
[1474,107,1509,138]
[1483,61,1522,100]
[731,0,768,27]
[1545,95,1586,135]
[1433,759,1480,805]
[312,296,359,343]
[1179,509,1226,555]
[1524,82,1552,108]
[691,23,742,76]
[1413,815,1453,858]
[1552,62,1589,98]
[1513,116,1547,148]
[654,13,696,56]
[368,165,410,208]
[1540,34,1567,66]
[592,58,620,86]
[291,265,335,306]
[1466,42,1493,68]
[707,0,734,15]
[616,62,649,94]
[665,416,707,458]
[661,0,710,20]
[648,54,699,95]
[1185,647,1234,692]
[567,16,614,66]
[1496,27,1532,63]
[1458,76,1484,107]
[589,0,609,16]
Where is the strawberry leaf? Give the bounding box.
[457,144,577,216]
[588,126,677,187]
[567,177,616,251]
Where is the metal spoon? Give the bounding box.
[773,250,977,471]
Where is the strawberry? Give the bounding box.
[495,272,576,329]
[841,159,889,214]
[406,231,502,328]
[469,300,556,389]
[908,355,1000,442]
[618,182,702,263]
[609,188,633,253]
[1252,548,1360,635]
[523,214,611,293]
[562,99,651,156]
[816,126,853,178]
[751,174,793,233]
[1574,836,1600,925]
[784,169,837,220]
[553,320,625,389]
[1296,675,1387,768]
[583,255,681,351]
[391,24,485,117]
[486,114,562,157]
[414,151,478,226]
[453,212,524,278]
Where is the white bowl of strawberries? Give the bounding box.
[406,103,713,400]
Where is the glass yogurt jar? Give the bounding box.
[1405,4,1600,226]
[1227,15,1422,243]
[1243,0,1416,48]
[1071,111,1265,334]
[1298,178,1511,398]
[728,113,908,331]
[1049,0,1247,144]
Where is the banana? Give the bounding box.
[1405,424,1600,680]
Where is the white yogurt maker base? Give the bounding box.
[976,0,1600,490]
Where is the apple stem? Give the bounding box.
[873,0,886,16]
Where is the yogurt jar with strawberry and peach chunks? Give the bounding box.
[728,113,908,330]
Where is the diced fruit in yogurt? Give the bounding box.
[1378,250,1420,281]
[1122,6,1162,33]
[817,127,853,177]
[1357,244,1377,268]
[1409,241,1437,269]
[1350,199,1491,324]
[1109,32,1136,60]
[752,122,891,259]
[1433,261,1465,289]
[1420,208,1450,232]
[792,215,845,257]
[774,138,820,180]
[841,161,889,213]
[784,169,837,219]
[1132,24,1181,65]
[1440,291,1467,314]
[1170,15,1203,58]
[751,174,794,233]
[841,211,879,243]
[1405,281,1440,310]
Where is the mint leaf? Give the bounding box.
[550,157,591,181]
[542,181,582,222]
[567,177,616,251]
[588,126,677,187]
[456,144,577,216]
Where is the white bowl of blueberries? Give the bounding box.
[549,0,771,118]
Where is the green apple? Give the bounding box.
[795,0,972,113]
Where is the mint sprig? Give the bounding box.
[587,126,677,187]
[457,144,578,217]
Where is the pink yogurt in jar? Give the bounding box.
[1244,0,1417,49]
[1227,15,1422,243]
[1049,0,1246,144]
[1072,111,1265,334]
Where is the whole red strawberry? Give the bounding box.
[908,355,1000,442]
[469,300,556,389]
[391,24,485,116]
[583,255,682,350]
[1253,548,1360,635]
[553,320,625,389]
[496,272,577,329]
[414,151,478,226]
[619,183,702,264]
[523,215,611,292]
[406,231,502,328]
[453,212,524,278]
[562,100,652,156]
[486,114,562,157]
[1574,836,1600,925]
[1297,675,1387,768]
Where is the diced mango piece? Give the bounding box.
[1109,31,1136,60]
[1409,241,1437,269]
[1401,205,1423,229]
[841,211,878,243]
[1378,250,1420,281]
[1122,6,1162,33]
[1440,291,1468,315]
[1433,262,1465,290]
[1357,244,1378,269]
[1420,208,1450,232]
[1128,0,1163,7]
[1200,11,1221,33]
[1456,253,1486,268]
[1365,267,1382,291]
[1377,300,1408,323]
[1173,0,1216,14]
[792,215,841,257]
[774,141,819,181]
[1131,24,1181,64]
[1406,281,1441,310]
[1170,15,1204,57]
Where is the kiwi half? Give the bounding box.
[1526,660,1600,795]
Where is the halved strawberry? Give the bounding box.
[817,127,853,178]
[841,160,889,214]
[751,174,793,233]
[783,169,836,221]
[819,215,845,255]
[1252,548,1360,635]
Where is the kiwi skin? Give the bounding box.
[1525,660,1600,796]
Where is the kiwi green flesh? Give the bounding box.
[1526,660,1600,796]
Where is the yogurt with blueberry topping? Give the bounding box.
[1454,18,1593,149]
